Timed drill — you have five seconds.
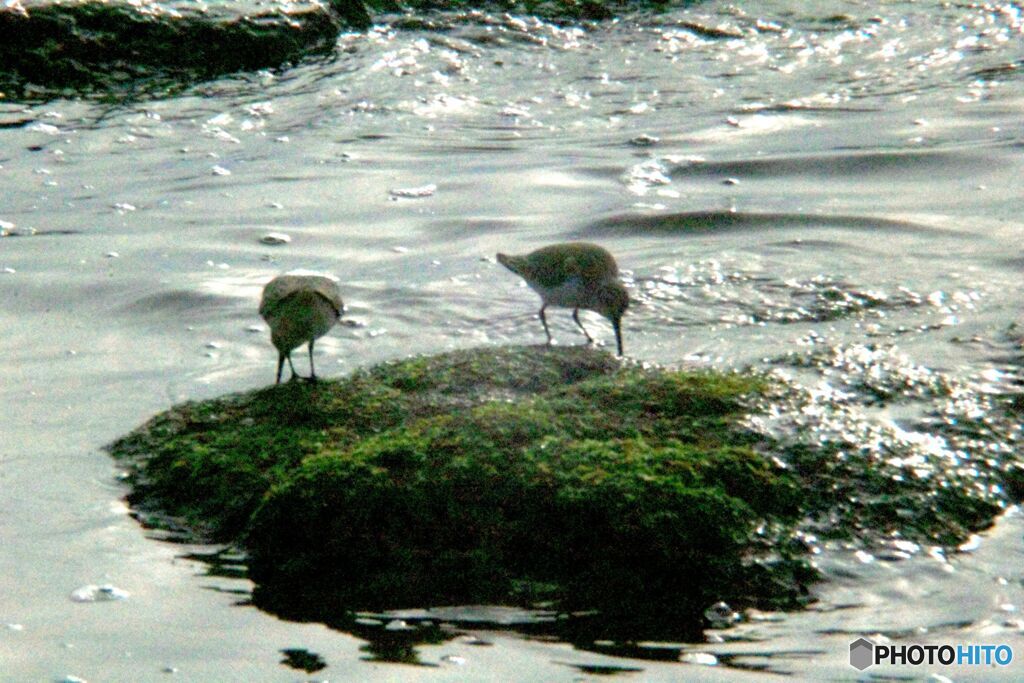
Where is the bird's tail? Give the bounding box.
[496,252,526,277]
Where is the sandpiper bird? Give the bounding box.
[497,242,629,356]
[259,271,344,384]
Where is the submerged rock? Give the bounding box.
[0,0,371,100]
[0,0,679,100]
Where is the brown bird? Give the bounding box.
[497,242,629,355]
[259,271,344,384]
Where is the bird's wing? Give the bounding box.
[313,289,343,317]
[575,246,618,279]
[534,253,611,288]
[260,275,342,319]
[527,251,575,288]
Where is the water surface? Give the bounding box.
[2,0,1023,679]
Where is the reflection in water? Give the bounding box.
[250,583,711,665]
[279,648,328,673]
[557,661,645,676]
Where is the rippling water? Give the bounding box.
[1,0,1023,679]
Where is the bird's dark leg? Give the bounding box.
[286,353,299,382]
[539,304,552,345]
[307,339,318,383]
[612,316,624,357]
[572,308,594,344]
[276,353,285,384]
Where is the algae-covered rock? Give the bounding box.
[108,345,809,619]
[0,0,695,101]
[0,0,371,100]
[109,343,1022,628]
[0,0,685,100]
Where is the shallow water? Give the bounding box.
[2,0,1023,679]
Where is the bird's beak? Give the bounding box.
[612,316,623,357]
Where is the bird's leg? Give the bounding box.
[286,353,299,382]
[276,353,285,385]
[539,304,553,345]
[572,308,594,344]
[307,339,318,383]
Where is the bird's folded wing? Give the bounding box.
[260,275,342,318]
[314,289,344,317]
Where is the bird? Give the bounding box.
[259,271,344,384]
[497,242,629,356]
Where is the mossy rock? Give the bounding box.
[0,0,371,101]
[0,0,694,101]
[109,345,810,619]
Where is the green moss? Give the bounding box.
[109,345,807,617]
[110,343,1019,626]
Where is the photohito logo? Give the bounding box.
[849,637,1014,670]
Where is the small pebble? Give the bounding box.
[28,122,61,135]
[681,652,718,666]
[630,134,660,146]
[260,232,291,245]
[457,635,492,646]
[389,184,436,198]
[211,165,231,176]
[722,177,740,185]
[70,584,130,603]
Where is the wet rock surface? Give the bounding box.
[0,0,660,100]
[108,345,811,629]
[0,0,371,100]
[107,343,1022,636]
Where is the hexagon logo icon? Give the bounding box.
[849,637,874,670]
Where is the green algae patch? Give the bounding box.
[108,345,808,618]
